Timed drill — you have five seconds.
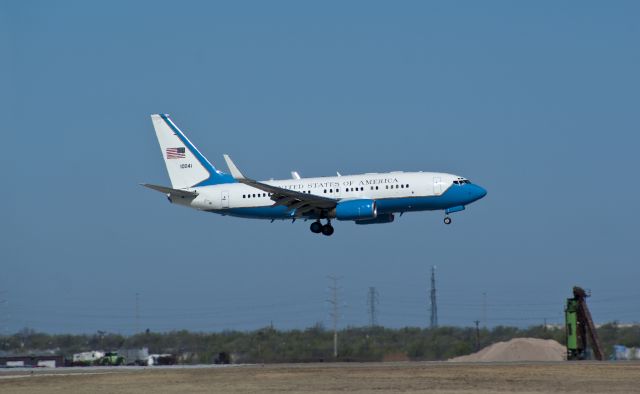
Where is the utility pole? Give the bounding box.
[430,266,438,328]
[327,276,340,359]
[367,287,379,327]
[135,292,140,335]
[474,320,481,351]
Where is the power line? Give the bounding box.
[367,287,379,327]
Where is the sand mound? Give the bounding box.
[449,338,566,362]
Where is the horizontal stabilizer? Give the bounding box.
[141,183,198,198]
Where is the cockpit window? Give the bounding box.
[454,180,471,185]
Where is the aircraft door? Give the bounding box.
[433,177,442,195]
[221,190,229,208]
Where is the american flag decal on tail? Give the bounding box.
[166,147,186,159]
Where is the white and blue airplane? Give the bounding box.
[143,114,487,236]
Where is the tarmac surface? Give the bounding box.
[1,361,640,393]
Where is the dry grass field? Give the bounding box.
[1,362,639,394]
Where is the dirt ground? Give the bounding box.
[1,362,639,394]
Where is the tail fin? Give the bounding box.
[150,114,235,188]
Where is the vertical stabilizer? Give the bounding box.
[150,114,235,189]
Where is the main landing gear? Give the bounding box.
[444,216,452,225]
[310,220,334,236]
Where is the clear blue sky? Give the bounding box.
[2,1,639,334]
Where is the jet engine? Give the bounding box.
[333,199,377,221]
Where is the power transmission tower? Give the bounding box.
[327,275,340,358]
[482,292,487,328]
[0,291,7,336]
[430,266,438,328]
[135,292,140,335]
[474,320,481,351]
[367,287,379,327]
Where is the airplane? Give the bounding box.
[142,114,487,236]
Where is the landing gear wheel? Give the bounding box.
[321,224,334,236]
[444,216,452,225]
[310,221,322,233]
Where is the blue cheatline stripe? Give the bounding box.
[160,114,236,186]
[208,184,484,220]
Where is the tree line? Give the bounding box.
[1,323,638,363]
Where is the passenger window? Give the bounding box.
[253,194,256,197]
[401,184,404,188]
[336,189,339,192]
[324,189,327,193]
[330,189,333,193]
[361,187,364,191]
[376,186,379,190]
[406,184,409,188]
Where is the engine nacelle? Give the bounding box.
[333,199,377,221]
[355,213,394,225]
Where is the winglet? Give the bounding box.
[223,154,246,180]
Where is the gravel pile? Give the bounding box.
[449,338,566,362]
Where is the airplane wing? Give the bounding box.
[223,154,337,216]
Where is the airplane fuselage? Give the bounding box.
[175,171,486,222]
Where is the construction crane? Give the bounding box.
[565,286,603,361]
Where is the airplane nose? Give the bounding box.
[468,184,487,201]
[476,185,487,199]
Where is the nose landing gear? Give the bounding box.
[310,220,334,236]
[444,206,465,225]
